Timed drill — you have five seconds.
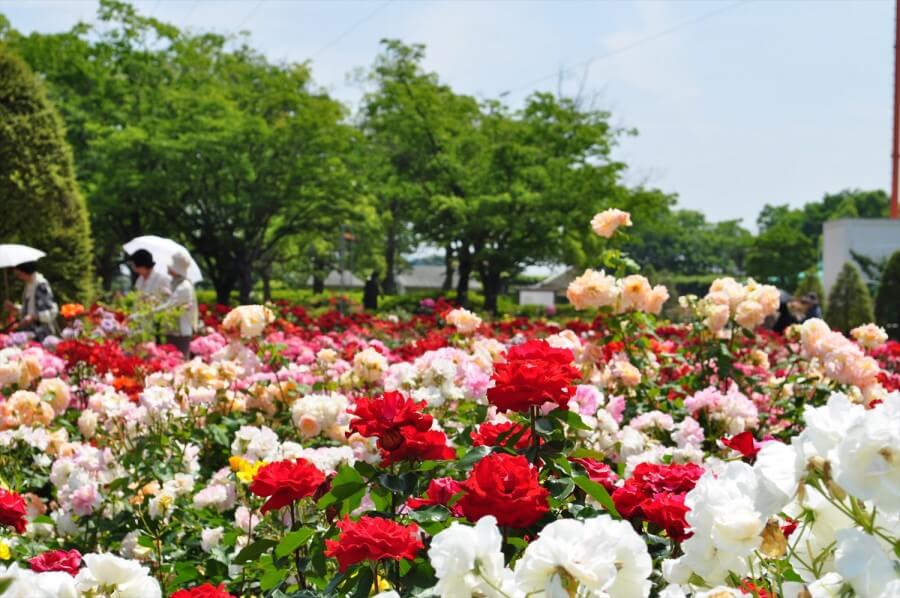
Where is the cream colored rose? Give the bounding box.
[446,307,482,335]
[850,323,888,350]
[566,269,619,310]
[619,275,652,312]
[353,347,388,383]
[734,300,765,330]
[222,305,275,339]
[590,208,632,238]
[37,378,71,414]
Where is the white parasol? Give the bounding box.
[123,236,203,283]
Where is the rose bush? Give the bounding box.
[0,211,897,597]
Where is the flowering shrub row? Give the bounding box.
[0,212,897,597]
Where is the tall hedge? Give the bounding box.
[794,267,826,312]
[825,262,875,332]
[875,250,900,339]
[0,48,94,303]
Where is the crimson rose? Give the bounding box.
[249,459,325,513]
[0,488,27,534]
[29,549,81,575]
[170,583,236,598]
[324,515,423,572]
[487,340,579,412]
[406,477,464,517]
[471,421,533,450]
[459,453,549,528]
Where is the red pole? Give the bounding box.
[892,0,900,218]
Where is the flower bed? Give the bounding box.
[0,215,897,598]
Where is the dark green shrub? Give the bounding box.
[825,262,875,331]
[0,49,94,302]
[875,250,900,339]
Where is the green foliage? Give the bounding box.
[875,250,900,339]
[0,47,94,302]
[744,224,816,289]
[794,267,826,312]
[825,262,875,331]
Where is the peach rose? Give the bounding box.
[566,269,620,310]
[590,208,632,238]
[850,323,888,350]
[446,308,482,335]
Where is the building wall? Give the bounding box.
[823,219,900,293]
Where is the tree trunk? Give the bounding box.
[482,269,502,315]
[382,200,398,294]
[238,259,254,304]
[262,263,272,302]
[312,275,325,294]
[214,278,234,305]
[456,244,472,307]
[442,244,454,292]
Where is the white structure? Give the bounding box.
[823,219,900,292]
[518,289,556,308]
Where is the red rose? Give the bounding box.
[569,457,619,493]
[406,477,464,516]
[349,391,432,438]
[0,488,27,534]
[324,516,423,572]
[349,392,453,465]
[488,341,579,413]
[611,482,647,519]
[721,432,761,462]
[471,421,533,450]
[249,459,325,513]
[170,583,236,598]
[639,492,691,542]
[29,549,82,575]
[612,462,704,543]
[630,462,704,495]
[459,453,549,528]
[380,427,455,465]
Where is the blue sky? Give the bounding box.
[1,0,894,229]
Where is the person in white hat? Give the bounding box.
[154,251,198,356]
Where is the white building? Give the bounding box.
[823,218,900,292]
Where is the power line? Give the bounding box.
[183,0,201,22]
[501,0,752,97]
[235,0,266,31]
[311,0,393,60]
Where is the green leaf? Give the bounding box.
[573,476,620,519]
[458,445,491,467]
[275,528,315,557]
[260,566,287,591]
[234,538,277,564]
[351,566,374,598]
[408,505,450,523]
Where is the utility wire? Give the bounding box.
[311,0,394,60]
[235,0,266,31]
[501,0,752,96]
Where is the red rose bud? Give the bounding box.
[722,431,762,462]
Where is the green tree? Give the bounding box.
[825,262,875,331]
[875,250,900,339]
[744,225,816,289]
[0,47,94,302]
[794,267,825,312]
[6,2,359,303]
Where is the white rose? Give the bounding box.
[428,516,511,598]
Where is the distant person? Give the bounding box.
[800,293,822,321]
[772,289,796,334]
[3,261,58,341]
[363,271,380,311]
[127,249,171,301]
[155,252,198,357]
